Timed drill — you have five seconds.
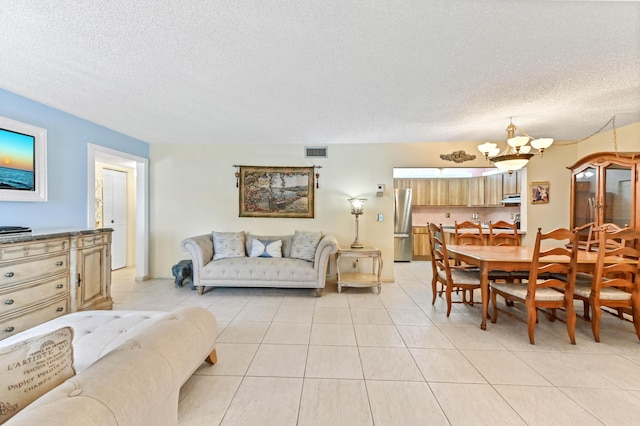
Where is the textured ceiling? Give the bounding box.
[1,1,639,145]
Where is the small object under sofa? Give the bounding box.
[181,230,339,296]
[0,306,217,426]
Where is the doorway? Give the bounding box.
[102,169,127,270]
[87,144,149,281]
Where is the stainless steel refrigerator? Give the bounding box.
[394,188,413,261]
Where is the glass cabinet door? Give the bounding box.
[573,166,598,230]
[602,164,632,228]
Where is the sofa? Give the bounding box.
[181,231,339,296]
[1,306,217,426]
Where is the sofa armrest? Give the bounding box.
[181,234,214,286]
[314,234,339,286]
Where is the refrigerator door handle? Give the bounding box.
[394,234,411,238]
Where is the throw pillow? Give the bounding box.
[0,327,75,424]
[246,234,294,257]
[212,231,246,260]
[290,231,322,262]
[250,239,283,258]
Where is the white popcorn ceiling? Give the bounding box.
[0,1,638,145]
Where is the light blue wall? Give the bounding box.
[0,89,150,229]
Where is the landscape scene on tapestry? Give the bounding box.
[0,128,35,191]
[240,166,314,218]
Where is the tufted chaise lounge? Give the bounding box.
[2,306,217,426]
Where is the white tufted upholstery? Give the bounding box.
[2,307,217,426]
[182,233,338,294]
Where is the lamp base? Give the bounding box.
[350,241,364,249]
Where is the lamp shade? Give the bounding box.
[348,198,367,210]
[531,138,554,150]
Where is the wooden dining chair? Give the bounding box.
[428,222,482,316]
[454,221,484,246]
[572,227,640,342]
[488,220,520,246]
[490,227,579,345]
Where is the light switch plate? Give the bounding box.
[377,213,384,221]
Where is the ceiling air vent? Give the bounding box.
[305,146,328,158]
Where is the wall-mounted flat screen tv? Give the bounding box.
[0,116,47,202]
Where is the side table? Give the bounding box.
[336,246,383,294]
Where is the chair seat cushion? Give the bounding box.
[438,268,481,285]
[573,281,631,300]
[491,282,564,301]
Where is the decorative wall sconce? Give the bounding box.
[348,197,367,248]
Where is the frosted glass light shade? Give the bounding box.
[507,136,529,148]
[348,198,366,210]
[478,142,497,154]
[531,138,554,150]
[519,145,531,154]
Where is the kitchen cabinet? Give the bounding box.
[484,174,503,206]
[502,170,521,195]
[447,178,469,206]
[569,152,640,239]
[412,227,431,260]
[468,176,485,206]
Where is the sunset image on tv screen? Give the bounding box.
[0,128,35,191]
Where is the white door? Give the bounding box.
[103,169,127,270]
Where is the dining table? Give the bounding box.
[446,244,610,330]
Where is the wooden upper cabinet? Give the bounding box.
[502,170,521,195]
[447,178,469,206]
[568,152,640,233]
[468,176,485,206]
[485,173,503,206]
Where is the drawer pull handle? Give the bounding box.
[56,307,64,312]
[56,261,64,266]
[56,284,64,289]
[5,326,15,333]
[5,299,14,305]
[4,272,14,278]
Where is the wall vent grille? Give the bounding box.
[305,146,328,158]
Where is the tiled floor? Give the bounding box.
[112,262,640,425]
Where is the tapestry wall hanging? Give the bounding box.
[238,166,315,218]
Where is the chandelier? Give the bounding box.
[478,119,553,173]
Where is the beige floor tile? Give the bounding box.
[439,325,507,350]
[192,343,258,376]
[298,379,373,426]
[263,322,311,344]
[359,347,423,381]
[310,323,357,346]
[314,292,350,308]
[305,345,363,379]
[561,387,640,425]
[387,308,434,326]
[396,325,456,349]
[204,304,244,322]
[430,382,526,425]
[568,352,640,390]
[494,385,602,425]
[221,377,302,425]
[178,375,242,426]
[234,304,279,321]
[463,349,550,386]
[515,351,619,388]
[411,348,486,383]
[313,307,352,324]
[216,321,269,343]
[273,306,314,323]
[354,324,404,347]
[346,292,384,308]
[246,344,307,377]
[366,380,448,425]
[280,295,317,309]
[350,308,392,324]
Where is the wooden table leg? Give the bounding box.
[480,263,489,330]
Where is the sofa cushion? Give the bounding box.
[212,231,246,260]
[290,231,322,262]
[0,327,75,424]
[201,257,317,283]
[249,239,283,258]
[246,234,294,257]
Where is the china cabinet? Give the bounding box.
[568,152,639,242]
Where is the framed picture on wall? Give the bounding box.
[530,181,550,204]
[239,166,315,218]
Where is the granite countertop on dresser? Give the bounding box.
[0,228,114,244]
